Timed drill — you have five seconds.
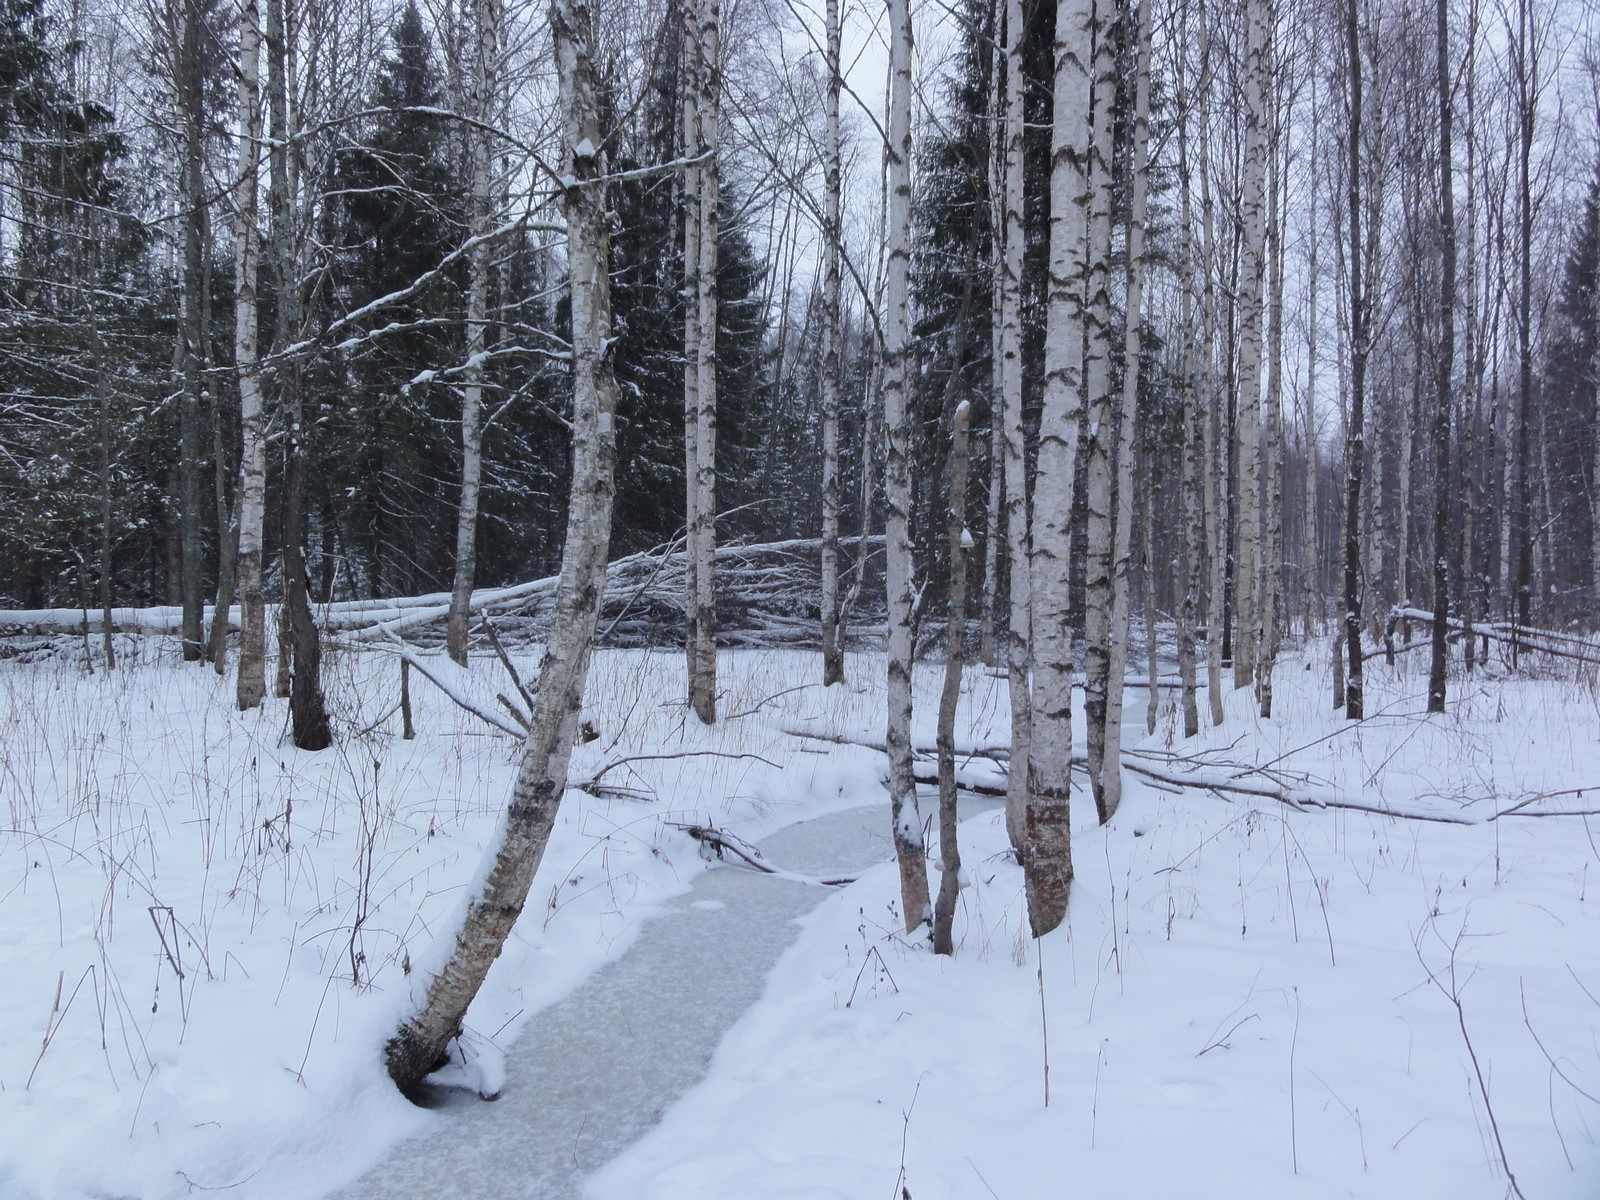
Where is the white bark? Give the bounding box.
[1233,0,1271,692]
[682,12,703,707]
[447,0,501,667]
[820,0,844,687]
[1081,0,1118,823]
[1023,0,1092,933]
[1000,0,1032,860]
[1259,92,1285,719]
[386,0,620,1094]
[689,0,720,724]
[1199,7,1224,729]
[978,8,1004,670]
[1303,89,1321,639]
[1099,0,1153,820]
[1176,38,1201,740]
[233,0,266,711]
[883,0,929,933]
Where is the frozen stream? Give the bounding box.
[329,799,992,1200]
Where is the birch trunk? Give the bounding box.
[977,6,1004,670]
[386,0,619,1094]
[1022,0,1091,934]
[1176,45,1201,740]
[1081,0,1119,824]
[1098,0,1152,821]
[446,0,501,667]
[1428,0,1455,712]
[820,0,844,686]
[1198,3,1225,728]
[681,11,702,704]
[1000,0,1032,861]
[233,0,266,709]
[1259,100,1285,719]
[685,0,720,724]
[1232,0,1270,693]
[1343,0,1368,720]
[1512,0,1533,639]
[1303,95,1320,640]
[883,0,929,933]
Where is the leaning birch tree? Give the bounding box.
[883,0,930,933]
[386,0,620,1094]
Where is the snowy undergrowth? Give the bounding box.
[0,643,897,1200]
[588,649,1600,1200]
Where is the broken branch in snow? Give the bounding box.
[377,628,524,739]
[576,751,781,799]
[481,616,536,714]
[670,822,858,887]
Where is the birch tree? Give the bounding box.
[1081,0,1120,824]
[1098,0,1154,817]
[683,0,720,724]
[445,0,501,667]
[1259,61,1285,718]
[234,0,266,710]
[386,0,619,1095]
[883,0,930,933]
[819,0,844,686]
[1232,0,1271,694]
[1198,0,1226,729]
[1175,0,1202,739]
[1342,0,1370,720]
[1022,0,1092,935]
[1428,0,1455,713]
[999,0,1031,859]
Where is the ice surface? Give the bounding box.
[328,805,904,1200]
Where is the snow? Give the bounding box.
[1,638,1597,1199]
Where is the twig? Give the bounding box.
[892,1074,925,1200]
[1418,929,1526,1199]
[580,750,781,794]
[481,615,536,713]
[670,822,858,887]
[1521,979,1600,1104]
[1289,987,1301,1175]
[1196,1012,1260,1057]
[495,693,531,730]
[378,629,523,738]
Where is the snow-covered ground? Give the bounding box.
[1,637,1596,1198]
